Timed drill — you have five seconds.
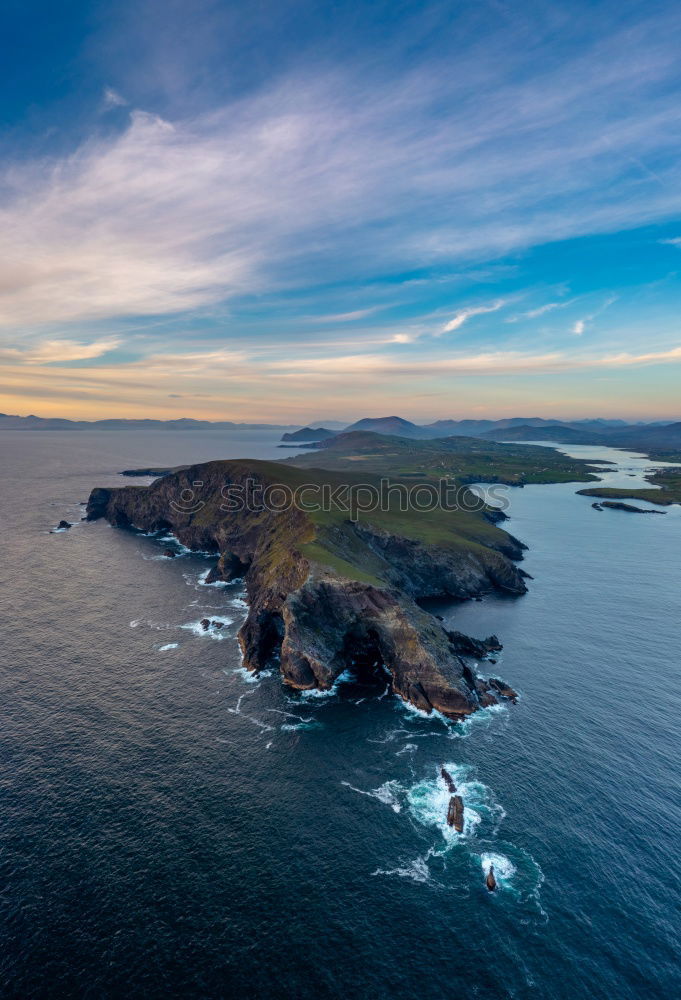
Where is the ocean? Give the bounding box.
[1,430,679,998]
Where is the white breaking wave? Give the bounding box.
[478,851,516,885]
[129,618,175,632]
[281,720,323,732]
[231,666,263,684]
[298,668,354,699]
[341,779,404,813]
[406,763,505,844]
[196,568,228,588]
[180,616,233,639]
[372,856,431,883]
[156,534,192,555]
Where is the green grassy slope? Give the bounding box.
[577,468,681,506]
[116,434,602,588]
[286,430,603,484]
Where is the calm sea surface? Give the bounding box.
[1,430,679,999]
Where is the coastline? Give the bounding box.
[86,457,527,720]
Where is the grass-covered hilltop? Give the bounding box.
[87,432,602,720]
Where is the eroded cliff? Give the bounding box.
[87,459,524,719]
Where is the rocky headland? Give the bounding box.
[87,456,527,720]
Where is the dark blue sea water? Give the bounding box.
[1,430,680,999]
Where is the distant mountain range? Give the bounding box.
[0,413,296,431]
[338,415,666,439]
[2,410,679,457]
[477,420,681,454]
[285,414,681,458]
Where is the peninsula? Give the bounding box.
[87,431,601,720]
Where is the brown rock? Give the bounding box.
[447,794,464,832]
[489,677,518,702]
[441,767,457,794]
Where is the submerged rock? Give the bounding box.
[489,678,518,702]
[441,767,457,794]
[163,548,176,558]
[57,520,72,530]
[486,865,497,892]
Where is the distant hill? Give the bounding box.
[341,416,437,438]
[344,415,661,441]
[610,421,681,451]
[480,423,604,445]
[479,420,681,458]
[281,426,336,442]
[329,415,681,461]
[424,417,628,436]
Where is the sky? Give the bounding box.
[1,0,681,424]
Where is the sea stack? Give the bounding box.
[446,795,465,832]
[486,865,497,892]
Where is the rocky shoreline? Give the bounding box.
[87,458,524,721]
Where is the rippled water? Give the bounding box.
[1,431,680,998]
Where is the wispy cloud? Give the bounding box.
[312,308,380,323]
[440,301,505,334]
[102,87,128,109]
[263,344,681,378]
[571,295,617,336]
[1,7,681,334]
[506,299,574,323]
[0,338,121,365]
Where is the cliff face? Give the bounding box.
[87,459,525,719]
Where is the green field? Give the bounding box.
[119,433,606,588]
[286,430,604,485]
[577,467,681,506]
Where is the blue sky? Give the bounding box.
[1,0,681,422]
